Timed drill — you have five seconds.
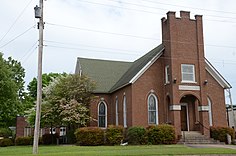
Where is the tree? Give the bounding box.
[42,74,95,127]
[0,53,19,127]
[5,57,25,100]
[27,73,67,100]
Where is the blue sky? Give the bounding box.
[0,0,236,103]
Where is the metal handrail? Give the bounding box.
[197,120,210,130]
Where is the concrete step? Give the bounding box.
[177,131,224,144]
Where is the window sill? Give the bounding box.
[181,81,197,84]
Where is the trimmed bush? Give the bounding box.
[146,124,175,145]
[127,126,146,145]
[210,126,235,144]
[42,133,59,145]
[0,128,12,138]
[66,129,76,144]
[75,127,104,146]
[0,138,14,147]
[15,136,33,145]
[106,125,124,145]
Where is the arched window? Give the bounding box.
[207,97,213,126]
[98,101,107,128]
[148,94,158,124]
[123,95,127,128]
[115,97,119,126]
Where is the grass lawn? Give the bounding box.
[0,145,236,156]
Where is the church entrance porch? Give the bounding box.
[180,95,200,132]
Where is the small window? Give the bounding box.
[181,64,195,83]
[148,94,158,124]
[123,95,127,128]
[115,97,119,126]
[207,97,213,126]
[98,102,107,128]
[165,65,170,84]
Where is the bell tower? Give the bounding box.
[161,11,209,136]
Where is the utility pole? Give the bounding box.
[33,0,44,154]
[227,89,236,129]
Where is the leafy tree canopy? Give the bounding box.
[27,72,67,100]
[27,74,96,128]
[0,53,23,127]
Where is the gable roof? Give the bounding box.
[109,44,164,92]
[205,59,231,89]
[75,44,231,93]
[75,58,132,93]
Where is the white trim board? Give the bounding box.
[129,48,164,84]
[179,85,200,91]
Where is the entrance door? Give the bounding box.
[181,105,188,131]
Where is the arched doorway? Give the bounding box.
[180,94,200,131]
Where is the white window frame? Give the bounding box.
[165,65,170,84]
[60,127,66,136]
[181,64,196,83]
[207,97,213,126]
[123,95,127,128]
[115,97,119,126]
[98,101,107,128]
[148,93,159,125]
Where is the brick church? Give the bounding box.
[16,11,231,138]
[75,11,231,137]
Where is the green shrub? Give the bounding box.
[15,136,33,145]
[146,124,175,145]
[127,126,146,145]
[0,138,14,147]
[0,128,12,138]
[42,133,59,145]
[210,126,235,144]
[75,127,104,146]
[66,129,76,144]
[106,125,124,145]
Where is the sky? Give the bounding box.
[0,0,236,104]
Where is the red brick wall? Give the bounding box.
[206,71,227,127]
[89,94,111,127]
[16,116,29,137]
[160,11,227,136]
[131,58,165,127]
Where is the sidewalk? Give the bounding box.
[185,144,236,150]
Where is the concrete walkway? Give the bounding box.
[185,144,236,150]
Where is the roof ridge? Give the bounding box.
[77,57,132,63]
[109,44,164,93]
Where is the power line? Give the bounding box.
[0,0,34,44]
[0,25,36,49]
[46,22,159,40]
[46,22,236,49]
[106,0,236,20]
[78,0,236,23]
[45,44,138,56]
[44,43,236,65]
[21,40,38,64]
[142,0,236,15]
[44,40,141,53]
[79,0,165,15]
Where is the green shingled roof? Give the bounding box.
[75,44,165,93]
[75,58,132,93]
[110,44,164,92]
